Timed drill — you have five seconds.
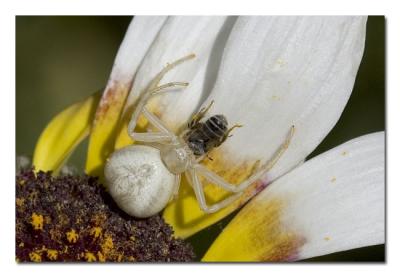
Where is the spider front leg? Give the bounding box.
[189,125,295,213]
[127,54,195,143]
[128,85,186,143]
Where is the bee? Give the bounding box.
[104,54,294,218]
[184,102,242,158]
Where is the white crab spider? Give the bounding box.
[104,54,295,218]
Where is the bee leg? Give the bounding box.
[219,123,243,145]
[188,100,215,128]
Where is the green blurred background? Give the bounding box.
[16,16,385,262]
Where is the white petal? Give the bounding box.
[203,132,385,261]
[205,16,367,181]
[124,16,235,131]
[264,132,384,260]
[86,16,167,175]
[109,16,167,84]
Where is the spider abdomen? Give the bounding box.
[104,145,176,218]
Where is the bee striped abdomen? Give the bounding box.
[185,114,229,156]
[203,115,228,139]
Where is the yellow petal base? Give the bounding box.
[113,104,149,151]
[33,92,101,173]
[202,198,306,262]
[85,83,130,177]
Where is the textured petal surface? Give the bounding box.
[114,16,234,149]
[203,132,385,261]
[86,16,167,176]
[163,16,367,238]
[33,92,101,173]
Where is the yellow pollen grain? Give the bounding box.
[97,251,106,262]
[31,212,44,230]
[276,58,286,67]
[18,179,26,186]
[16,198,25,207]
[84,252,97,262]
[341,151,348,156]
[18,242,24,247]
[91,213,107,226]
[29,251,42,262]
[46,249,58,260]
[44,216,51,225]
[62,245,69,254]
[75,217,82,224]
[324,236,331,241]
[330,177,336,183]
[90,227,102,238]
[66,229,79,243]
[101,235,114,254]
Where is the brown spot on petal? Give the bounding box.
[94,81,131,123]
[249,199,306,262]
[86,81,132,176]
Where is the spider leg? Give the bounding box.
[171,174,181,200]
[127,54,196,143]
[128,107,174,143]
[186,168,243,214]
[149,54,196,92]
